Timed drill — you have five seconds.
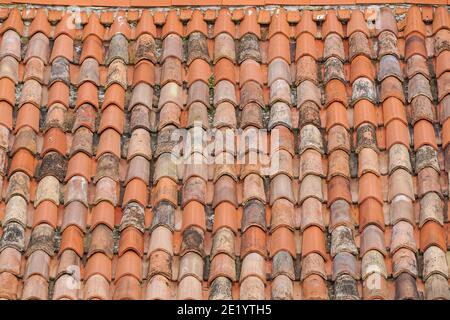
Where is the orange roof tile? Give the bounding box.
[0,4,448,301]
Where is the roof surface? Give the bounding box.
[0,4,449,300]
[0,0,449,5]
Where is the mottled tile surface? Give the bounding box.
[0,5,449,300]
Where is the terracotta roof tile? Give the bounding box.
[347,10,369,38]
[296,10,316,37]
[269,8,289,38]
[405,32,427,60]
[54,12,76,39]
[405,6,426,39]
[0,4,448,301]
[239,8,260,39]
[83,13,104,41]
[1,8,23,36]
[322,11,344,39]
[268,33,291,64]
[107,12,131,40]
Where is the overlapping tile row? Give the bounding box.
[435,6,450,300]
[49,10,82,300]
[0,6,449,300]
[110,11,144,300]
[296,10,328,299]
